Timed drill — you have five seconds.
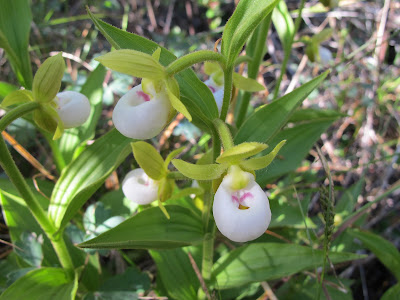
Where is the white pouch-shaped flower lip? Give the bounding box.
[213,171,271,242]
[112,84,172,139]
[122,168,158,205]
[56,91,91,128]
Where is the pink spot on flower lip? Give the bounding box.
[231,192,254,206]
[232,195,239,204]
[137,91,151,102]
[208,85,216,93]
[240,192,253,202]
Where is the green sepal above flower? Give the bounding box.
[95,49,166,79]
[33,53,65,103]
[2,90,34,107]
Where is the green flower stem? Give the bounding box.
[0,105,74,273]
[0,138,54,235]
[236,15,272,128]
[213,119,234,150]
[272,0,306,100]
[165,50,226,76]
[0,101,40,132]
[46,136,67,172]
[0,137,74,272]
[234,55,252,66]
[219,67,234,121]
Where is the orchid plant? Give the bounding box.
[0,0,363,299]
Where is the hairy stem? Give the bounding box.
[213,119,234,150]
[165,50,226,76]
[220,67,234,121]
[0,101,39,132]
[0,105,74,273]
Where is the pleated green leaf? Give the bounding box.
[234,71,329,144]
[150,248,200,300]
[212,243,364,289]
[0,0,33,89]
[348,229,400,281]
[79,206,203,249]
[381,283,400,300]
[0,267,78,300]
[48,129,131,230]
[255,119,337,185]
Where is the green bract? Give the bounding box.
[131,141,167,181]
[95,49,166,79]
[1,89,33,107]
[32,53,65,103]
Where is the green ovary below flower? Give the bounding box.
[213,168,271,242]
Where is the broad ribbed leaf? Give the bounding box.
[0,81,17,100]
[79,206,203,249]
[49,129,131,230]
[255,119,337,185]
[150,248,200,300]
[381,283,400,300]
[234,71,329,144]
[348,229,400,281]
[221,0,279,65]
[87,9,218,123]
[212,243,364,289]
[0,0,33,88]
[0,268,78,300]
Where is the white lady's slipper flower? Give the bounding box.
[112,83,172,139]
[56,91,91,128]
[204,78,223,113]
[122,168,159,205]
[213,169,271,242]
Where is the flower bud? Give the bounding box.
[213,170,271,242]
[204,79,223,113]
[56,91,91,128]
[112,84,172,139]
[122,168,159,205]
